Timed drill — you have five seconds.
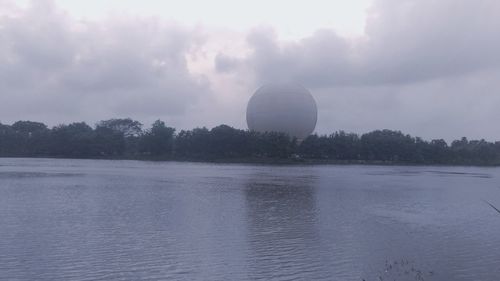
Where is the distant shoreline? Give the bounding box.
[2,155,499,167]
[3,120,500,166]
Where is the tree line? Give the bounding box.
[1,118,500,165]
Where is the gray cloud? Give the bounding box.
[218,0,500,87]
[2,0,500,141]
[360,0,500,84]
[0,0,211,126]
[214,0,500,141]
[313,68,500,141]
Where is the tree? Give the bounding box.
[298,134,324,158]
[208,125,249,158]
[259,131,296,158]
[97,118,142,137]
[426,139,449,163]
[10,121,50,156]
[95,118,144,156]
[174,127,211,158]
[140,120,175,157]
[93,126,125,156]
[360,130,417,162]
[49,122,95,158]
[12,121,48,135]
[330,131,360,160]
[0,123,17,156]
[3,118,500,165]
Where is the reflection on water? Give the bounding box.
[0,171,82,178]
[0,158,500,280]
[365,169,492,178]
[244,172,326,280]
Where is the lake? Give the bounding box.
[1,158,500,280]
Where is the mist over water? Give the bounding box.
[1,158,500,280]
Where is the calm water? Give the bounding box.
[1,158,500,280]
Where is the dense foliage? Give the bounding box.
[1,118,500,165]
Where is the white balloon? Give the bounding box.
[246,83,317,140]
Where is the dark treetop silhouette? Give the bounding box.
[1,118,500,165]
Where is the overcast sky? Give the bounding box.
[1,0,499,141]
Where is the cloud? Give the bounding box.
[210,0,500,141]
[0,0,211,126]
[218,0,500,87]
[313,68,500,141]
[1,0,500,141]
[360,0,500,84]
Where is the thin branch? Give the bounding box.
[483,200,500,214]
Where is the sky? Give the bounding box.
[1,0,499,141]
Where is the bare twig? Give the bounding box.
[483,200,500,214]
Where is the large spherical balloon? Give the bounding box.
[246,83,317,140]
